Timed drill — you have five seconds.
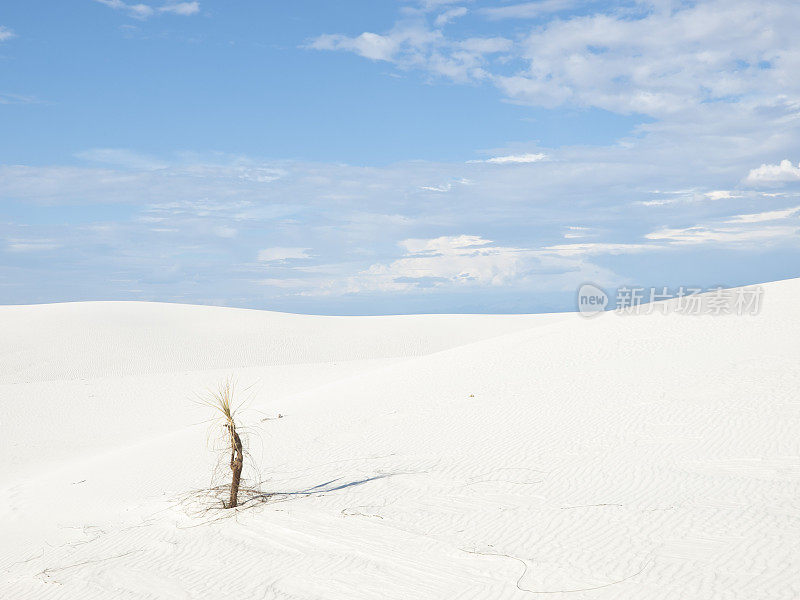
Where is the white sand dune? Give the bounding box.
[1,280,798,599]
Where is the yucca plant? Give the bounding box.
[203,378,245,508]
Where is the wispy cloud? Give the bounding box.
[480,0,577,20]
[541,242,656,256]
[563,226,590,239]
[159,2,200,15]
[434,6,468,26]
[482,152,547,164]
[646,225,798,245]
[0,26,15,42]
[416,0,471,11]
[308,23,511,83]
[704,190,738,201]
[725,206,800,224]
[312,0,800,124]
[309,26,440,63]
[94,0,199,19]
[3,140,800,308]
[5,239,62,252]
[637,189,745,207]
[0,93,43,105]
[257,247,313,262]
[419,183,452,192]
[95,0,155,18]
[334,235,612,295]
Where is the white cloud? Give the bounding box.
[480,0,576,20]
[95,0,154,18]
[646,225,798,245]
[343,236,547,292]
[159,2,199,15]
[638,189,744,206]
[309,30,422,62]
[302,6,800,298]
[746,160,800,185]
[0,26,16,42]
[0,93,42,105]
[401,234,491,254]
[637,198,674,207]
[325,234,628,296]
[419,183,452,192]
[725,206,800,223]
[704,190,737,201]
[498,0,800,117]
[475,152,547,164]
[435,7,468,26]
[563,226,589,239]
[94,0,199,18]
[6,239,62,252]
[313,0,800,121]
[417,0,469,10]
[309,24,509,82]
[257,247,313,262]
[3,143,799,307]
[542,242,656,256]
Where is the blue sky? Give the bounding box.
[1,0,799,313]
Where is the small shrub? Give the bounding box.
[202,377,245,508]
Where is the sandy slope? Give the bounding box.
[1,282,798,599]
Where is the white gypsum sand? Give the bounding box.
[0,279,798,599]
